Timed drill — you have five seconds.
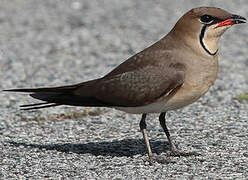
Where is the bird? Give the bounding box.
[4,7,246,163]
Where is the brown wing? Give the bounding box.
[5,43,185,109]
[74,63,185,107]
[5,63,185,109]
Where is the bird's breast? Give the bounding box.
[163,55,219,111]
[162,81,212,111]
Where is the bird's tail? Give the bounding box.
[3,85,78,110]
[3,81,113,110]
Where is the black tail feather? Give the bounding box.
[29,93,115,107]
[20,103,61,110]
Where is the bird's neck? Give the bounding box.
[168,27,220,58]
[199,25,221,56]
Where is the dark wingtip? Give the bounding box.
[3,89,13,92]
[3,89,31,92]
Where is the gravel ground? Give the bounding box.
[0,0,248,179]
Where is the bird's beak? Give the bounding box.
[216,15,246,28]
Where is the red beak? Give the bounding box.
[216,19,235,28]
[216,15,246,28]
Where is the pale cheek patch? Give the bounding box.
[202,28,218,55]
[202,25,230,54]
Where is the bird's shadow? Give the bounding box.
[8,139,170,157]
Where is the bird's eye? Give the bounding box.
[200,15,214,24]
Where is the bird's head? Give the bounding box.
[170,7,246,56]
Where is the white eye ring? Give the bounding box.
[199,19,214,25]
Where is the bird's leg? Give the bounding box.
[159,112,199,157]
[159,112,178,154]
[139,114,154,163]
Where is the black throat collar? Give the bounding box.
[199,25,218,56]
